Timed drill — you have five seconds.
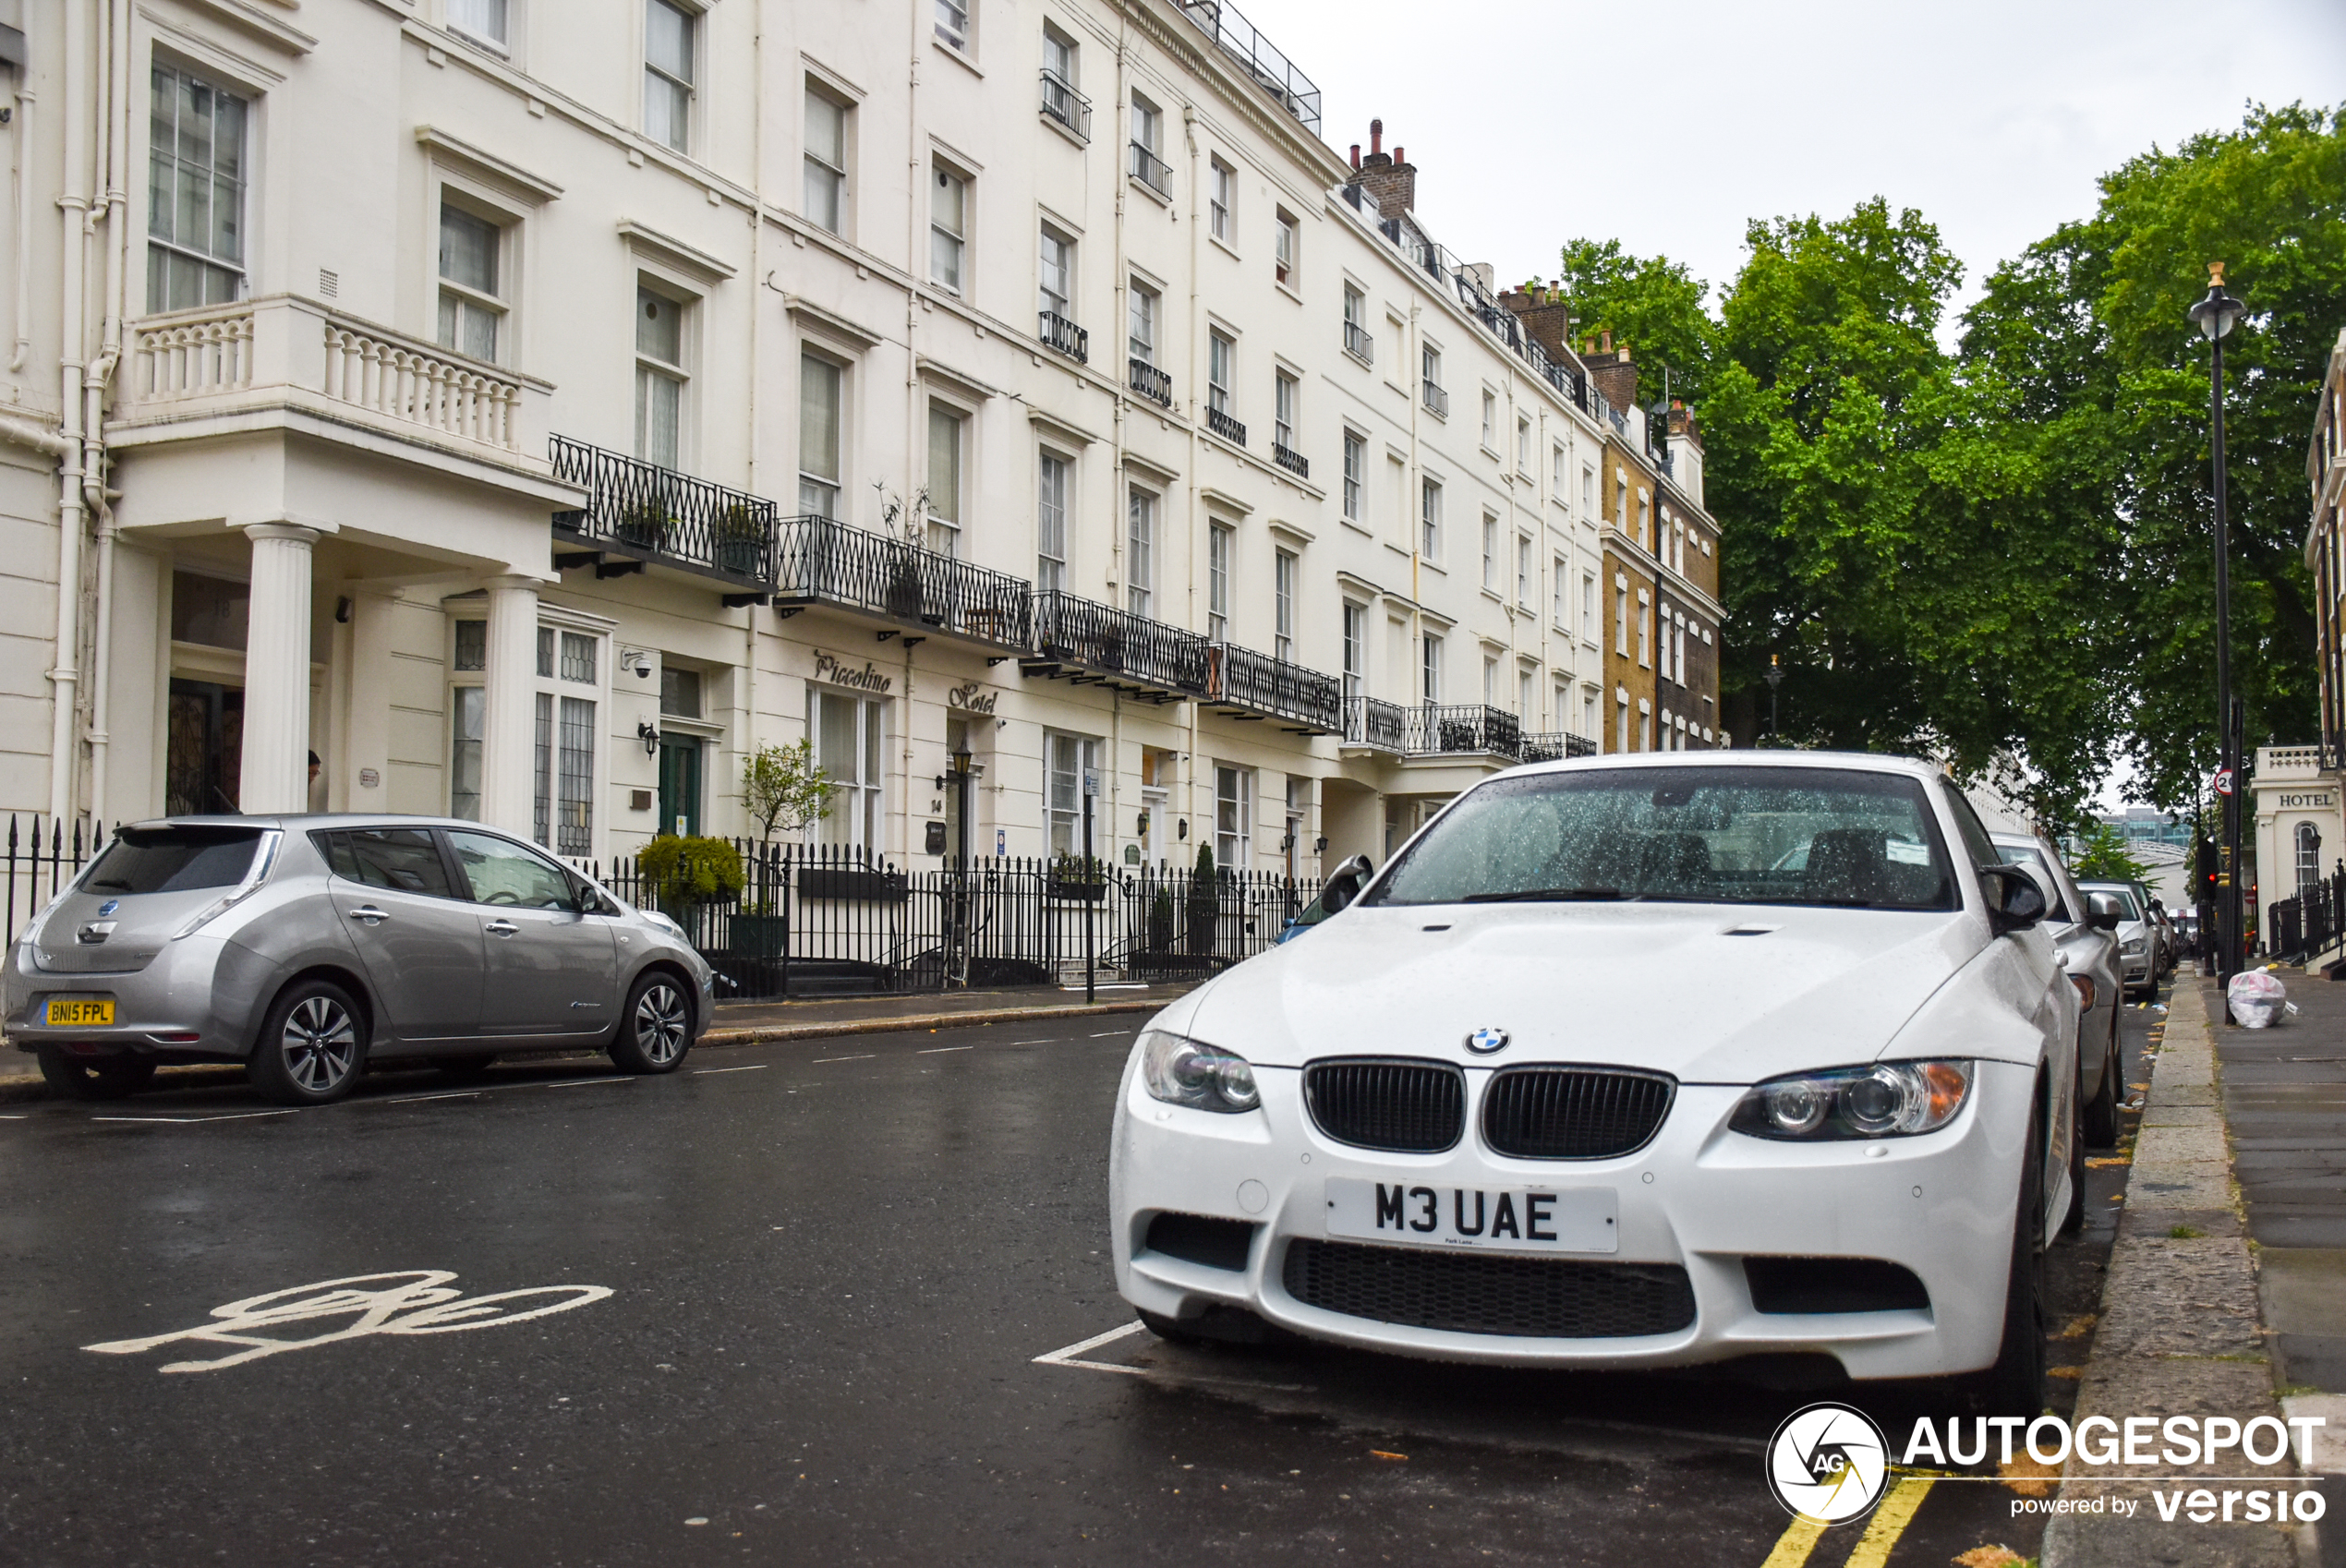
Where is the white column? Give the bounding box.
[237,524,319,814]
[479,575,540,838]
[341,590,394,812]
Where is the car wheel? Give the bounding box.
[2061,1091,2086,1238]
[35,1046,157,1102]
[248,981,368,1105]
[2081,1017,2122,1149]
[1965,1090,2050,1416]
[609,971,692,1074]
[434,1053,498,1080]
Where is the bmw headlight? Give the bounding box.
[1729,1060,1973,1140]
[1139,1030,1261,1115]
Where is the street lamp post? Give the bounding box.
[1763,655,1784,744]
[2189,262,2248,990]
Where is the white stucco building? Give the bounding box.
[2,0,1698,878]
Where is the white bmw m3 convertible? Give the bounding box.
[1109,752,2080,1413]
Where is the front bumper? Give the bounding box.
[3,935,247,1061]
[1110,1054,2035,1380]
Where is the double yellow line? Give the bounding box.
[1760,1476,1936,1568]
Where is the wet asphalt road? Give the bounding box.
[0,985,2162,1568]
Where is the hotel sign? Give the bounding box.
[2277,791,2335,811]
[812,650,893,694]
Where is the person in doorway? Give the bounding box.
[307,751,325,814]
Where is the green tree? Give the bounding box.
[2070,822,2153,884]
[740,738,834,846]
[1553,237,1719,402]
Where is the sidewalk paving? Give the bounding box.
[0,982,1190,1104]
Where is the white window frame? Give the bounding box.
[1341,430,1364,521]
[1516,534,1531,609]
[1208,330,1235,416]
[1274,548,1296,662]
[643,0,697,155]
[634,283,690,471]
[1421,633,1443,705]
[1421,477,1442,560]
[1036,449,1070,593]
[1341,602,1366,702]
[436,198,507,364]
[930,159,970,295]
[1206,521,1232,641]
[798,350,845,517]
[1273,369,1297,453]
[447,0,509,50]
[1208,157,1235,244]
[934,0,972,54]
[1214,763,1254,870]
[804,85,850,235]
[811,685,886,852]
[1038,223,1074,319]
[1480,513,1497,592]
[1274,210,1298,287]
[1045,730,1101,860]
[925,400,966,556]
[1126,485,1156,614]
[1127,278,1157,365]
[146,64,251,313]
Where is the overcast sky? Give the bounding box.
[1241,0,2346,329]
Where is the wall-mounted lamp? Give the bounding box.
[636,720,660,757]
[1280,833,1296,851]
[333,596,353,624]
[1314,836,1329,853]
[1178,818,1189,840]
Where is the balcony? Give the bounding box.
[1518,731,1599,763]
[1273,442,1309,479]
[1129,141,1173,199]
[1173,0,1322,137]
[1023,590,1209,703]
[771,513,1034,652]
[1207,644,1341,733]
[1039,69,1091,142]
[1038,310,1088,364]
[1421,380,1449,418]
[1205,405,1246,446]
[1343,320,1373,366]
[1341,695,1407,752]
[1406,705,1520,757]
[1129,358,1174,408]
[550,435,777,592]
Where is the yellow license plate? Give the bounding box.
[44,998,114,1028]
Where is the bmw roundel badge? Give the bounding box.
[1466,1027,1510,1055]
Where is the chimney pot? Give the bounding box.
[1600,330,1612,354]
[1349,143,1360,168]
[1370,119,1383,154]
[1394,147,1405,166]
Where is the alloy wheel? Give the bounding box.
[282,995,358,1092]
[633,983,688,1067]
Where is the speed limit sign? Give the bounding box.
[2212,768,2235,796]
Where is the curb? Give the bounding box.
[0,995,1169,1107]
[2042,981,2303,1568]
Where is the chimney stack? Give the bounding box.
[1497,283,1578,366]
[1584,338,1639,416]
[1349,119,1417,219]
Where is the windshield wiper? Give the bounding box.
[1462,887,1625,903]
[86,878,135,891]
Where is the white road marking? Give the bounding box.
[810,1054,876,1064]
[1088,1031,1132,1038]
[90,1109,298,1124]
[545,1076,632,1089]
[694,1064,768,1075]
[378,1091,485,1104]
[83,1271,612,1373]
[917,1045,973,1054]
[0,1113,26,1119]
[1032,1321,1150,1375]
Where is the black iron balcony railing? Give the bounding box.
[1406,704,1520,757]
[1207,644,1341,733]
[772,513,1033,652]
[550,435,777,589]
[1129,141,1173,199]
[1172,0,1322,136]
[1027,589,1209,702]
[1205,405,1246,446]
[1039,310,1088,363]
[1343,320,1373,364]
[1273,441,1308,478]
[1039,69,1092,141]
[1341,695,1407,752]
[1518,730,1599,763]
[1129,357,1173,407]
[1421,380,1449,419]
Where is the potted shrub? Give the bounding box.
[635,833,747,945]
[1185,843,1219,958]
[1147,885,1176,951]
[733,740,836,958]
[712,502,766,578]
[1047,853,1107,902]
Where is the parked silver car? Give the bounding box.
[1993,832,2126,1149]
[6,817,713,1104]
[2077,880,2160,1000]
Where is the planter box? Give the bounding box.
[1046,877,1106,902]
[797,866,908,903]
[728,912,789,958]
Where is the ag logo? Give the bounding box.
[1465,1027,1510,1055]
[1764,1402,1889,1525]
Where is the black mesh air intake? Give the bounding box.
[1302,1058,1466,1152]
[1283,1239,1697,1338]
[1481,1067,1675,1159]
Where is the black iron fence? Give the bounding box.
[574,838,1308,1000]
[550,435,778,588]
[2269,869,2346,961]
[773,513,1033,651]
[4,814,107,942]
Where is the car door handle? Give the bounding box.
[485,919,519,937]
[348,906,391,925]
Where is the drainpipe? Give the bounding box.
[49,0,92,824]
[10,73,30,372]
[1182,103,1203,863]
[739,0,767,794]
[84,0,131,823]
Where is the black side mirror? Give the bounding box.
[1981,864,2047,935]
[2085,891,2124,932]
[1320,854,1374,916]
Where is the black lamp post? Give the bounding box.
[1762,655,1785,744]
[2189,262,2248,988]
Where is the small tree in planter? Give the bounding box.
[737,740,834,956]
[712,502,767,578]
[1185,843,1219,959]
[1047,853,1107,901]
[636,833,746,946]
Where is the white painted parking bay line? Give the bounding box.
[810,1054,876,1065]
[1033,1321,1149,1376]
[90,1109,299,1124]
[694,1064,768,1075]
[545,1076,632,1089]
[378,1091,485,1104]
[917,1045,973,1054]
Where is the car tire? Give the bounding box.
[248,980,369,1105]
[609,971,692,1075]
[2061,1092,2086,1238]
[35,1046,156,1102]
[1965,1090,2050,1416]
[2081,1017,2122,1150]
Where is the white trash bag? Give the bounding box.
[2228,969,2288,1029]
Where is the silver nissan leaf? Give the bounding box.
[5,816,713,1104]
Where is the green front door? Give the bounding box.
[658,737,702,838]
